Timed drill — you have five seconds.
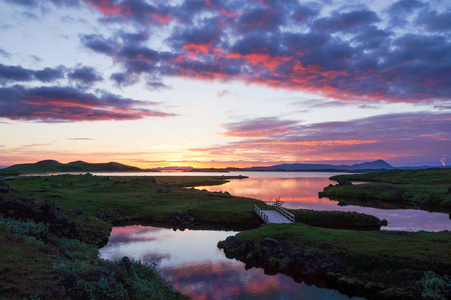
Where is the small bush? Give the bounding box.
[52,259,90,276]
[69,276,128,300]
[57,238,98,260]
[0,216,48,239]
[420,271,451,300]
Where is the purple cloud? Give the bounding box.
[193,112,451,166]
[0,64,65,85]
[0,85,177,122]
[68,66,103,87]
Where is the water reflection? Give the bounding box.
[198,176,451,232]
[100,226,363,300]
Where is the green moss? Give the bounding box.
[233,224,451,274]
[290,209,382,230]
[321,169,451,213]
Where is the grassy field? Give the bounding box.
[320,169,451,213]
[2,172,450,299]
[228,223,451,299]
[3,174,260,239]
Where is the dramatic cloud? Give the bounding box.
[193,112,451,166]
[68,66,103,87]
[221,117,299,138]
[76,0,451,103]
[0,64,65,85]
[5,0,80,7]
[0,85,176,122]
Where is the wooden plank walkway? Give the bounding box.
[261,210,293,224]
[254,201,295,224]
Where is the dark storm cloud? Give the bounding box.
[0,85,177,122]
[0,64,65,85]
[77,0,450,103]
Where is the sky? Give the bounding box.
[0,0,450,168]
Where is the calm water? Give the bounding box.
[98,171,449,299]
[100,225,364,300]
[43,171,450,230]
[196,173,451,232]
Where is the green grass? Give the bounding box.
[0,215,188,300]
[321,169,451,212]
[289,209,383,230]
[3,174,261,245]
[234,223,451,274]
[3,172,450,299]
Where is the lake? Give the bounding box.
[98,171,449,299]
[194,172,451,232]
[100,225,364,300]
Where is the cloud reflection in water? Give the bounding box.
[100,226,362,300]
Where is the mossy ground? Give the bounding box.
[229,223,451,298]
[4,174,260,229]
[321,169,451,213]
[2,172,450,299]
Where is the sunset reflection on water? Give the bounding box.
[199,176,334,209]
[198,175,451,232]
[100,225,362,300]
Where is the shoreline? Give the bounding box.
[1,172,450,299]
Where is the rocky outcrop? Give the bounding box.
[0,181,20,194]
[218,236,344,279]
[0,196,80,240]
[170,211,195,230]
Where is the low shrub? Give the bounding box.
[420,271,451,300]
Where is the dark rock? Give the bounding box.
[0,181,10,193]
[380,219,388,226]
[337,180,353,186]
[0,197,80,240]
[260,237,279,248]
[170,211,195,230]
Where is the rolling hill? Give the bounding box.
[3,160,142,173]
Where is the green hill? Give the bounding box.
[3,160,142,174]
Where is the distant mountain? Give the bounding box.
[4,160,142,173]
[245,159,394,171]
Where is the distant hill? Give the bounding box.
[245,159,394,171]
[3,160,142,173]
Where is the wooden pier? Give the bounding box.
[254,201,295,224]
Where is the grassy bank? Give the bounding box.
[320,169,451,213]
[3,174,260,241]
[2,173,446,299]
[1,174,259,299]
[0,216,188,299]
[223,223,451,299]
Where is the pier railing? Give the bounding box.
[253,201,269,223]
[275,206,295,223]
